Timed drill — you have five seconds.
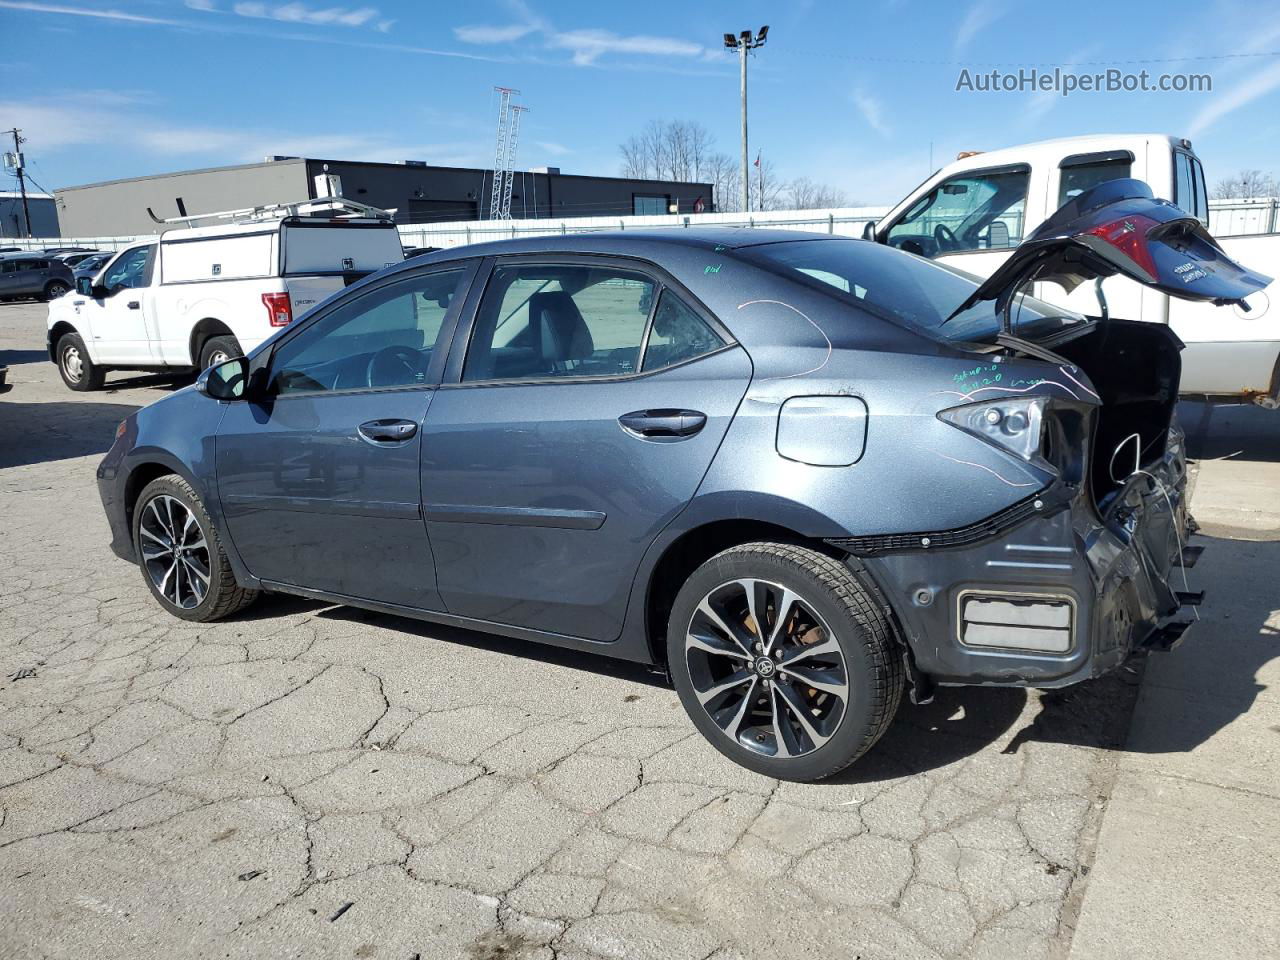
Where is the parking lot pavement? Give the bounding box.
[0,298,1274,959]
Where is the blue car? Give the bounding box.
[96,181,1268,780]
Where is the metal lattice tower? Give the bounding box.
[488,87,520,220]
[498,106,528,222]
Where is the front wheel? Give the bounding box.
[56,332,104,391]
[667,542,904,782]
[132,474,258,622]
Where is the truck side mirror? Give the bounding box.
[862,220,878,242]
[197,356,250,401]
[75,276,93,296]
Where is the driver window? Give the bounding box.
[270,267,465,395]
[102,245,155,292]
[885,168,1029,257]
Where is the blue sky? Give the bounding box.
[2,0,1279,204]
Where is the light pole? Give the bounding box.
[723,26,768,213]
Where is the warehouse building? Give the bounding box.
[1,192,59,239]
[54,157,713,236]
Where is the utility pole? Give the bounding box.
[723,26,768,213]
[3,129,32,238]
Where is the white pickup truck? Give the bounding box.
[47,199,404,391]
[866,133,1280,405]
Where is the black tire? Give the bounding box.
[56,331,105,391]
[667,542,904,782]
[44,280,70,300]
[199,335,242,371]
[132,474,258,622]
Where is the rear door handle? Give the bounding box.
[127,300,141,310]
[358,418,418,444]
[618,409,707,440]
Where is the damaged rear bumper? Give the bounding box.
[835,445,1196,688]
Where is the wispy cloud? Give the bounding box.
[547,29,701,66]
[851,88,889,137]
[455,22,539,44]
[534,140,570,156]
[229,2,381,28]
[953,0,1006,52]
[454,4,703,65]
[0,1,177,25]
[1,98,490,179]
[1187,58,1280,137]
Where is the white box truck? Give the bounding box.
[47,198,404,391]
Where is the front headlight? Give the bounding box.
[939,396,1047,463]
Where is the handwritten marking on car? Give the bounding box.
[937,452,1038,487]
[1058,365,1100,399]
[738,299,833,381]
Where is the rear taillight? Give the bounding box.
[1084,213,1160,280]
[262,292,293,327]
[939,396,1048,463]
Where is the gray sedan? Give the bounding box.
[93,180,1268,780]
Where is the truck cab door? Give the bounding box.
[81,244,158,364]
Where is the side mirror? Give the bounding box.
[197,356,250,401]
[862,220,878,242]
[75,276,93,296]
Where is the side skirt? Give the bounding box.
[258,579,649,663]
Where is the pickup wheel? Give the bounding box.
[56,332,105,392]
[668,542,904,782]
[200,335,242,371]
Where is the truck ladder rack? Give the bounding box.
[145,195,396,229]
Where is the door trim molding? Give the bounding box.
[423,503,606,530]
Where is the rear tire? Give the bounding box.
[667,542,904,782]
[56,332,104,391]
[44,280,70,300]
[200,335,242,371]
[132,474,258,622]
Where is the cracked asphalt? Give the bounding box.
[0,300,1265,960]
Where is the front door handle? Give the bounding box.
[127,300,141,310]
[358,418,418,444]
[618,409,707,440]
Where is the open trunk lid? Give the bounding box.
[949,178,1271,322]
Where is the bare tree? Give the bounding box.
[1212,169,1279,200]
[786,176,852,210]
[620,120,847,213]
[750,156,786,212]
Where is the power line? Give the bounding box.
[764,47,1280,68]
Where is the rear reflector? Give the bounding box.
[960,594,1073,653]
[262,291,293,327]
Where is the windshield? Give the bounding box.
[738,238,1088,344]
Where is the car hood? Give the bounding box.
[948,178,1272,321]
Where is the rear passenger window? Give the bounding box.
[464,265,656,382]
[1058,157,1131,207]
[641,291,724,371]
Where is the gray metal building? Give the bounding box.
[54,158,713,237]
[1,192,60,239]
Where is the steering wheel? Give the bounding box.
[934,223,959,251]
[366,345,426,387]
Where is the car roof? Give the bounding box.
[399,227,845,270]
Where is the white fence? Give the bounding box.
[6,198,1278,253]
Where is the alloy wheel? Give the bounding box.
[61,344,83,382]
[684,578,849,759]
[139,495,212,609]
[47,282,69,298]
